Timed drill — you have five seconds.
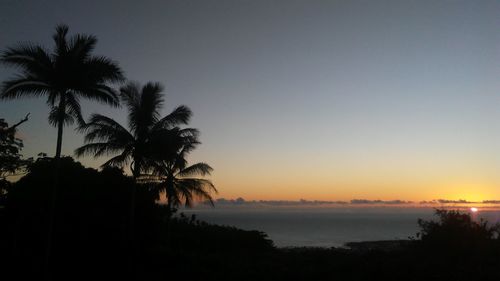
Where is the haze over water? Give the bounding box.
[184,206,500,247]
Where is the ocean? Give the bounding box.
[183,207,500,247]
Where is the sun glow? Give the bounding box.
[470,207,478,213]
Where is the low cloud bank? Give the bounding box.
[350,199,413,205]
[418,199,500,204]
[214,198,349,206]
[204,198,500,207]
[211,198,413,207]
[421,199,476,204]
[483,200,500,204]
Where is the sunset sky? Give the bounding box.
[0,0,498,202]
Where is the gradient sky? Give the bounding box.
[0,0,498,201]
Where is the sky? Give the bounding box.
[0,0,498,202]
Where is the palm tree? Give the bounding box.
[0,24,124,159]
[75,81,195,242]
[75,81,194,178]
[1,25,124,276]
[151,141,217,213]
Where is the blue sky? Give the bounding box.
[0,0,498,200]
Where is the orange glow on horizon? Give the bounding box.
[81,154,500,203]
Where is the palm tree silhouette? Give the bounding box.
[75,81,195,242]
[0,25,124,277]
[75,81,193,178]
[151,140,217,212]
[0,24,124,158]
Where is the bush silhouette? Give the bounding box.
[0,157,274,280]
[3,157,155,279]
[417,209,500,252]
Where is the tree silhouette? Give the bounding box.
[0,24,124,159]
[0,114,31,180]
[75,81,193,178]
[0,24,125,278]
[151,138,217,212]
[75,81,195,242]
[0,114,31,205]
[417,209,500,252]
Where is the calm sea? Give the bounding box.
[183,207,500,247]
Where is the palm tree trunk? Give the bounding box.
[45,96,65,280]
[166,177,175,215]
[54,118,64,159]
[166,191,173,215]
[126,161,139,278]
[165,179,175,252]
[129,167,138,244]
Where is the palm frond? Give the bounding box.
[53,24,69,55]
[168,191,182,209]
[1,77,52,99]
[102,149,133,168]
[0,43,53,75]
[80,114,133,143]
[174,178,217,207]
[74,142,128,158]
[73,85,120,107]
[148,128,187,159]
[173,152,188,172]
[119,81,140,110]
[48,106,75,127]
[75,113,135,169]
[46,91,60,106]
[153,105,192,130]
[65,94,85,126]
[134,82,164,136]
[179,127,200,143]
[177,162,213,177]
[84,56,124,83]
[119,82,141,133]
[68,33,97,62]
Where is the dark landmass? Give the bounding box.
[344,240,413,252]
[2,158,500,281]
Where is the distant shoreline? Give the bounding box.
[278,239,413,251]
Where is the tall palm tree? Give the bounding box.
[75,81,194,178]
[0,24,124,158]
[75,81,195,242]
[1,25,124,277]
[151,141,217,212]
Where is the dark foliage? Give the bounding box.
[2,158,500,281]
[0,116,31,179]
[0,157,272,280]
[1,157,139,279]
[160,213,274,253]
[0,116,31,205]
[418,209,500,253]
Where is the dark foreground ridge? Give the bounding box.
[2,158,500,281]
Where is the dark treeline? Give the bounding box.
[2,159,500,280]
[0,156,273,280]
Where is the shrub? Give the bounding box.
[417,209,500,252]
